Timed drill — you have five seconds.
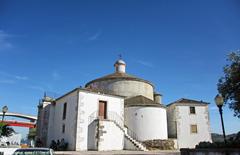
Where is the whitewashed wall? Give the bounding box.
[125,106,168,141]
[75,91,124,151]
[176,105,212,148]
[98,120,124,151]
[47,90,79,150]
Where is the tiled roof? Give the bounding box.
[54,87,125,101]
[167,98,209,107]
[125,95,166,108]
[85,72,154,87]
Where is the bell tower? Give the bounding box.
[114,56,126,73]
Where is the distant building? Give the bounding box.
[37,58,212,151]
[0,133,21,146]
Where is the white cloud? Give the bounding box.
[136,60,154,68]
[0,30,13,50]
[15,76,29,80]
[88,31,101,41]
[0,71,29,81]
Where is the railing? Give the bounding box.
[88,110,141,142]
[125,125,139,142]
[88,110,124,127]
[88,111,98,125]
[107,111,124,128]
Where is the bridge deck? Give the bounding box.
[0,120,36,128]
[0,112,37,121]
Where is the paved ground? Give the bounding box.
[55,150,180,155]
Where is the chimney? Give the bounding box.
[154,93,162,104]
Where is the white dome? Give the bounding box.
[114,59,126,73]
[85,59,155,100]
[115,59,126,65]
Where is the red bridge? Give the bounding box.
[0,112,37,128]
[0,120,36,128]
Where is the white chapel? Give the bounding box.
[36,58,212,151]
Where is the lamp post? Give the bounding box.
[2,106,8,121]
[214,94,227,144]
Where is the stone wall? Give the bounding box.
[87,79,154,100]
[180,148,240,155]
[142,139,176,150]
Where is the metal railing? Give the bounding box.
[107,111,124,128]
[88,111,98,125]
[125,125,139,141]
[88,110,140,142]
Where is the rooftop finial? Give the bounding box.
[118,54,122,60]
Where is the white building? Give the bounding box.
[38,88,125,151]
[167,98,212,148]
[0,133,21,146]
[37,58,212,151]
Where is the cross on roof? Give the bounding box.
[118,54,122,59]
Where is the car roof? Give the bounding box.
[15,148,51,151]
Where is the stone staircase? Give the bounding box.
[109,117,148,151]
[89,111,149,151]
[123,130,148,151]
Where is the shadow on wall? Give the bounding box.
[87,120,99,150]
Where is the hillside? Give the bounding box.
[211,132,239,142]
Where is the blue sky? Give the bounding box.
[0,0,239,138]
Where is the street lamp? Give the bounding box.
[214,94,227,144]
[2,106,8,121]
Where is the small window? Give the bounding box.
[62,124,65,133]
[63,102,67,120]
[191,125,198,133]
[190,106,196,114]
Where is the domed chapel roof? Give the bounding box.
[85,58,154,87]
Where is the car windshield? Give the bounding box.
[13,150,51,155]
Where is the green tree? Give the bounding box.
[218,51,240,118]
[0,122,15,137]
[28,128,36,140]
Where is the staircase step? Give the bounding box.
[111,119,148,151]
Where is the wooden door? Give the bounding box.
[98,101,107,120]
